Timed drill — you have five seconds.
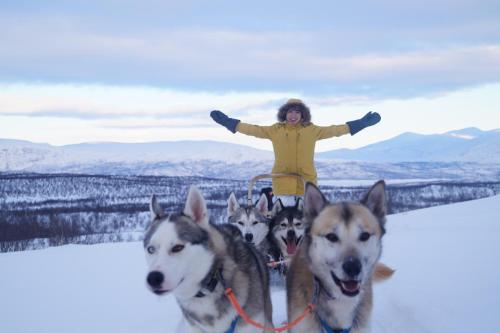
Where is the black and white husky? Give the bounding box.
[287,181,394,333]
[144,186,273,333]
[269,198,305,262]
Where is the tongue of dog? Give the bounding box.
[341,280,360,292]
[286,235,297,255]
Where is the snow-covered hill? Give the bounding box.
[1,194,499,333]
[1,127,500,180]
[318,127,500,162]
[0,139,274,170]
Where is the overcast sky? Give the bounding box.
[1,0,499,150]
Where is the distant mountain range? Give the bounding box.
[1,127,499,180]
[317,127,500,163]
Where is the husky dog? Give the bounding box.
[287,181,394,333]
[227,192,271,251]
[144,186,273,333]
[269,198,305,262]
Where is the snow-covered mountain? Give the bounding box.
[1,127,499,180]
[0,139,274,171]
[317,127,500,162]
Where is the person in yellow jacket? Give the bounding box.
[210,98,381,203]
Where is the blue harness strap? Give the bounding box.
[320,317,351,333]
[225,316,239,333]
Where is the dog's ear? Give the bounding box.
[150,194,164,220]
[295,197,304,212]
[361,180,387,224]
[184,186,208,226]
[304,182,327,220]
[256,193,268,216]
[227,192,240,217]
[271,199,284,216]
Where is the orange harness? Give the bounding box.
[224,287,315,332]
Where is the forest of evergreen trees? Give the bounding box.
[1,172,499,252]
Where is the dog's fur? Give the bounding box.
[286,181,393,333]
[269,198,305,262]
[144,186,273,333]
[227,192,271,253]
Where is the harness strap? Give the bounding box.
[225,316,239,333]
[319,318,351,333]
[195,264,222,298]
[225,287,315,332]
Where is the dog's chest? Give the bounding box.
[179,294,237,333]
[318,297,358,330]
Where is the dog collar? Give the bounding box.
[319,318,351,333]
[195,264,223,298]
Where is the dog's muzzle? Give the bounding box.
[245,233,254,243]
[147,271,168,295]
[343,257,361,278]
[331,257,362,297]
[281,229,303,255]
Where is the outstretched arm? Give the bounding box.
[315,111,381,139]
[236,122,274,139]
[210,110,274,139]
[315,124,351,140]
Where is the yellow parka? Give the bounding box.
[236,122,350,195]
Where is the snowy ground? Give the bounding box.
[1,195,499,333]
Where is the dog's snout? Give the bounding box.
[342,257,361,278]
[147,271,164,288]
[245,233,254,242]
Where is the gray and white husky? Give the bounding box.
[144,186,273,333]
[287,181,394,333]
[227,192,271,253]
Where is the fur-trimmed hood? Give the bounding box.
[277,98,311,125]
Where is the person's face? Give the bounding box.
[286,109,302,125]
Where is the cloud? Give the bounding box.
[0,83,291,121]
[1,8,500,97]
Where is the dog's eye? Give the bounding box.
[295,222,302,227]
[147,246,155,254]
[238,221,244,226]
[359,232,371,242]
[171,244,185,253]
[325,233,339,243]
[280,223,287,227]
[252,221,258,225]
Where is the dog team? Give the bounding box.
[144,181,393,333]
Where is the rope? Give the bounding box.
[224,287,315,332]
[266,258,291,269]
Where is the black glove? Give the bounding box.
[210,110,240,133]
[346,112,381,135]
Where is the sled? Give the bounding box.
[246,173,306,206]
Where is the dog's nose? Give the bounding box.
[287,229,296,239]
[245,233,254,242]
[342,257,361,278]
[147,271,164,288]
